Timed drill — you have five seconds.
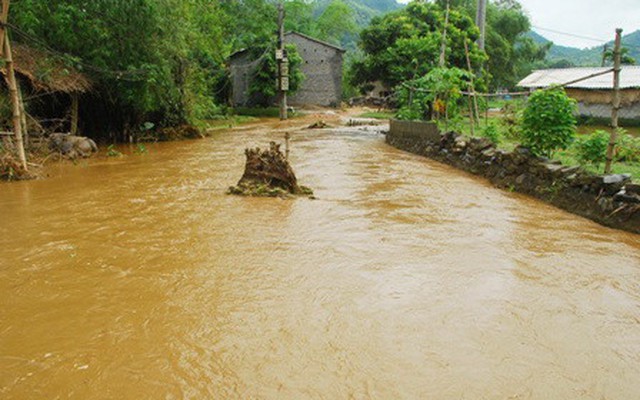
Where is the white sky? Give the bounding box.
[396,0,640,49]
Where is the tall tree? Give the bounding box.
[350,1,486,89]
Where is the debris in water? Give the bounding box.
[307,120,330,129]
[227,142,313,198]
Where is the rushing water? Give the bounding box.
[1,119,639,399]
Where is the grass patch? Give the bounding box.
[358,111,396,120]
[233,107,298,118]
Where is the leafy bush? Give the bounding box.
[615,130,640,162]
[520,87,577,157]
[574,130,609,166]
[395,67,471,122]
[481,122,501,144]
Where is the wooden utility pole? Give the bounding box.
[604,28,623,174]
[277,2,288,120]
[1,0,27,171]
[475,0,487,51]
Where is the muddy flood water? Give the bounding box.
[1,118,640,399]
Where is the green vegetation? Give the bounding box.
[574,130,610,166]
[396,67,471,124]
[350,2,486,90]
[106,145,123,158]
[357,111,395,119]
[249,44,304,107]
[520,88,577,157]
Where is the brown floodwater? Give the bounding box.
[1,120,640,399]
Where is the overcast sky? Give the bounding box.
[397,0,640,49]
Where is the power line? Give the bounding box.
[532,25,640,51]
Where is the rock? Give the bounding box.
[515,173,528,185]
[543,163,565,177]
[603,174,632,184]
[468,137,494,152]
[625,184,640,195]
[613,190,640,204]
[48,133,98,159]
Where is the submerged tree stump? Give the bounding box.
[228,142,313,197]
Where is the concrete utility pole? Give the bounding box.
[0,0,27,172]
[438,0,450,68]
[604,28,623,174]
[475,0,487,51]
[277,2,288,120]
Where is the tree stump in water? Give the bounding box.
[228,142,313,197]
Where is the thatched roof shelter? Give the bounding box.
[4,44,92,94]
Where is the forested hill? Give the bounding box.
[528,30,640,67]
[315,0,402,26]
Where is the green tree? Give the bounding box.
[350,1,485,90]
[396,67,471,123]
[520,87,577,157]
[11,0,232,138]
[436,0,549,89]
[314,0,358,44]
[249,44,305,106]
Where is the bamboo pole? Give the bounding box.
[18,81,27,147]
[604,29,623,174]
[70,93,79,136]
[0,0,9,58]
[464,39,480,129]
[3,31,27,171]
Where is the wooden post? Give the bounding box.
[3,30,27,171]
[0,0,9,58]
[284,132,290,160]
[604,29,622,174]
[70,93,79,136]
[18,81,27,146]
[277,2,287,121]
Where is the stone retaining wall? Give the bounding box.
[387,120,640,234]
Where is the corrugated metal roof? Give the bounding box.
[518,66,640,90]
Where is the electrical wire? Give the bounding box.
[532,25,640,52]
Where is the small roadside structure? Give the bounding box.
[518,66,640,122]
[2,44,93,135]
[228,31,345,108]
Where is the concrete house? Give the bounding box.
[229,32,345,107]
[518,66,640,122]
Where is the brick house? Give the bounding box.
[229,32,345,107]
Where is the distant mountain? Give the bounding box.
[315,0,403,27]
[528,30,640,67]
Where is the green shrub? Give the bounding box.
[106,145,123,158]
[615,130,640,162]
[575,130,609,166]
[520,87,577,157]
[481,123,501,145]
